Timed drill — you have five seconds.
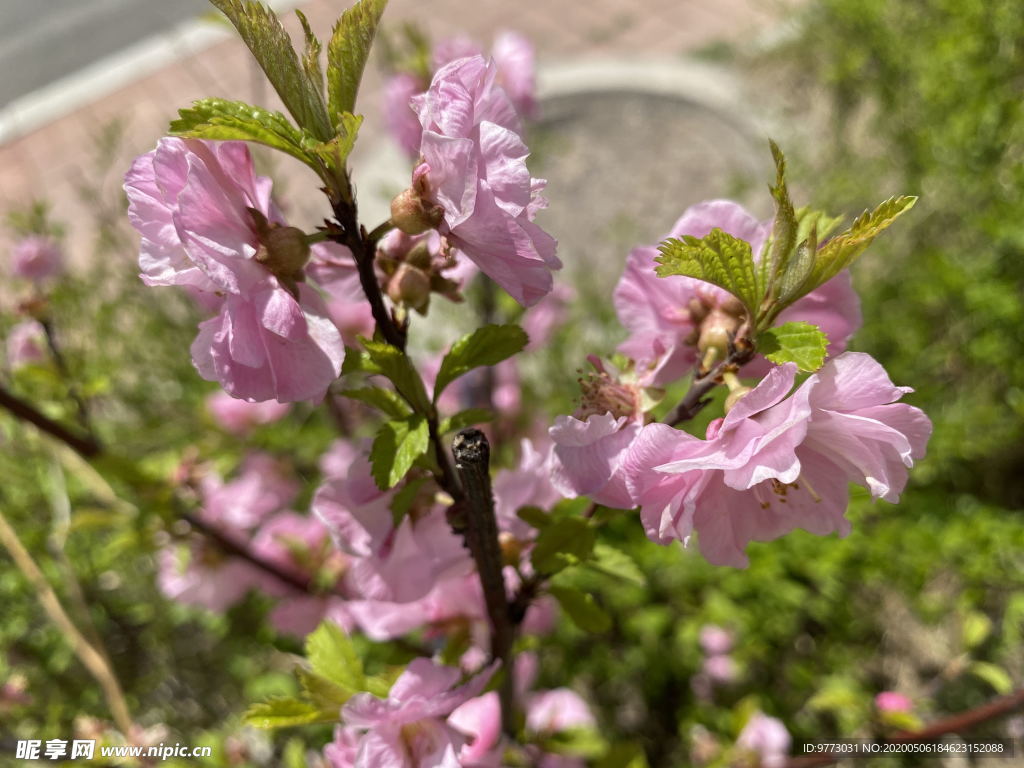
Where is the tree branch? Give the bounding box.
[0,384,100,458]
[662,342,756,426]
[451,428,516,736]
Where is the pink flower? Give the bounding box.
[549,360,645,509]
[305,242,375,347]
[494,439,562,540]
[409,55,559,307]
[448,692,503,767]
[736,712,790,768]
[525,689,596,734]
[702,654,737,683]
[124,138,345,403]
[384,72,429,157]
[875,691,913,713]
[6,320,47,370]
[699,625,734,656]
[625,352,931,566]
[156,541,263,613]
[198,452,298,531]
[11,235,63,282]
[206,390,290,435]
[491,31,537,120]
[340,658,497,768]
[523,283,574,352]
[313,446,470,603]
[613,200,861,387]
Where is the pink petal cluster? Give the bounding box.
[736,712,791,768]
[875,691,913,713]
[625,352,931,566]
[305,241,376,346]
[11,235,63,282]
[206,390,290,435]
[386,31,537,157]
[312,443,470,604]
[6,320,47,370]
[410,55,559,307]
[199,452,299,531]
[328,659,497,768]
[614,200,861,386]
[124,138,344,403]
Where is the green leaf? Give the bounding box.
[970,661,1013,694]
[434,324,529,402]
[656,229,763,318]
[340,386,410,419]
[531,518,596,575]
[585,543,645,587]
[341,345,381,376]
[762,140,798,296]
[327,0,388,123]
[295,10,324,95]
[170,98,314,166]
[548,585,611,633]
[296,668,351,710]
[516,506,552,530]
[389,475,429,526]
[370,415,430,490]
[209,0,332,140]
[244,697,333,728]
[757,321,829,372]
[360,338,432,413]
[305,622,365,693]
[775,223,818,309]
[809,195,917,287]
[309,112,363,180]
[439,408,495,434]
[962,611,993,649]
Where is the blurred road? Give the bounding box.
[0,0,209,107]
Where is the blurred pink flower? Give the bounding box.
[702,654,737,683]
[305,241,375,346]
[625,353,931,566]
[736,712,790,768]
[206,390,290,435]
[156,541,264,613]
[124,138,344,403]
[613,200,861,387]
[384,72,428,157]
[11,236,63,282]
[6,320,47,370]
[340,658,497,768]
[698,625,734,656]
[525,688,596,734]
[875,691,913,713]
[198,452,299,531]
[490,31,537,120]
[410,56,559,306]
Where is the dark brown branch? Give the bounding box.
[662,341,756,426]
[0,384,100,458]
[782,688,1024,768]
[452,428,516,736]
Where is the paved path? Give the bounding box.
[0,0,784,259]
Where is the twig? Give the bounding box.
[40,316,96,440]
[662,343,755,426]
[0,507,135,738]
[451,428,516,736]
[781,688,1024,768]
[0,384,100,458]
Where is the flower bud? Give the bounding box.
[248,208,310,279]
[387,263,432,313]
[390,188,443,235]
[697,308,740,356]
[499,531,523,567]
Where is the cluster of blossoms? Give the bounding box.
[4,234,65,372]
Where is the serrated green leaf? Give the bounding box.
[548,585,611,633]
[516,506,551,529]
[809,195,917,287]
[970,661,1012,694]
[297,668,351,710]
[340,386,410,419]
[341,345,381,376]
[439,408,495,434]
[170,98,315,166]
[656,229,763,318]
[434,324,528,402]
[309,112,363,175]
[327,0,388,123]
[531,518,596,575]
[295,10,324,94]
[306,622,365,693]
[775,223,818,309]
[370,415,430,490]
[585,543,645,587]
[244,697,333,728]
[758,321,829,372]
[762,140,798,296]
[210,0,332,139]
[360,338,432,413]
[364,674,395,698]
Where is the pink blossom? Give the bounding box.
[340,658,497,768]
[124,138,345,403]
[736,712,790,768]
[198,452,298,531]
[11,235,63,282]
[702,654,737,683]
[448,692,502,767]
[613,200,861,386]
[313,447,470,603]
[490,31,537,120]
[384,72,429,157]
[305,242,375,347]
[699,624,734,656]
[625,353,931,566]
[494,439,562,540]
[206,390,290,435]
[410,55,559,307]
[324,726,361,768]
[523,283,574,352]
[875,691,913,713]
[6,320,47,370]
[156,541,263,613]
[525,689,596,734]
